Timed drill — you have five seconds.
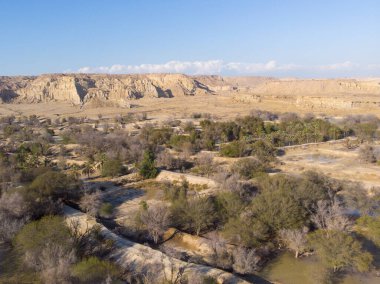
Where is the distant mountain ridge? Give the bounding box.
[1,74,380,109]
[0,74,212,107]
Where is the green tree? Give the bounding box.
[309,230,373,273]
[222,215,270,247]
[233,158,266,179]
[72,257,120,283]
[101,158,124,177]
[28,171,81,201]
[220,141,248,157]
[172,197,215,235]
[138,151,158,179]
[14,215,75,281]
[356,216,380,247]
[14,216,72,253]
[215,191,246,224]
[250,186,306,234]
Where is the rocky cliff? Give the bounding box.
[1,74,380,110]
[230,78,380,110]
[0,74,212,106]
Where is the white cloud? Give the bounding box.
[317,61,354,71]
[74,60,300,75]
[76,60,225,75]
[70,60,378,76]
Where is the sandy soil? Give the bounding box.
[278,142,380,190]
[1,93,379,121]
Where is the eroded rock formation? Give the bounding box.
[0,74,212,106]
[1,74,380,110]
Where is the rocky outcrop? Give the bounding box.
[0,74,212,106]
[64,206,250,284]
[1,74,380,110]
[231,78,380,109]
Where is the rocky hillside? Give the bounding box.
[1,74,380,110]
[0,74,212,107]
[225,78,380,110]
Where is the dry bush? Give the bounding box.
[358,144,377,163]
[79,190,103,217]
[139,204,171,244]
[0,191,29,242]
[0,191,29,218]
[208,232,232,269]
[213,171,243,194]
[195,152,214,177]
[279,228,308,258]
[179,142,194,159]
[0,213,27,242]
[279,112,299,123]
[156,150,185,171]
[311,198,351,231]
[232,246,261,274]
[39,245,76,284]
[250,109,278,121]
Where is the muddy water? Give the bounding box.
[257,252,379,284]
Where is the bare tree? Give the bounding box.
[311,198,351,232]
[140,204,171,244]
[279,228,308,258]
[208,231,232,269]
[0,191,29,218]
[232,246,260,274]
[39,244,76,284]
[0,191,29,242]
[0,213,27,242]
[213,171,243,194]
[79,190,102,217]
[156,150,185,171]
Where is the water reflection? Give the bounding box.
[257,251,379,284]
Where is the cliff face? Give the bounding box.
[0,74,211,106]
[1,74,380,110]
[249,79,380,96]
[231,78,380,110]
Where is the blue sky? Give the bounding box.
[0,0,379,77]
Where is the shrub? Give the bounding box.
[99,202,114,218]
[250,186,306,234]
[101,157,124,177]
[28,171,81,201]
[194,152,214,177]
[156,150,186,171]
[79,191,102,217]
[233,158,266,179]
[309,230,372,273]
[138,151,158,179]
[14,215,76,283]
[72,257,120,283]
[251,140,276,162]
[171,196,215,235]
[220,141,248,157]
[356,216,380,247]
[358,144,377,163]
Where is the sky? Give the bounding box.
[0,0,379,77]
